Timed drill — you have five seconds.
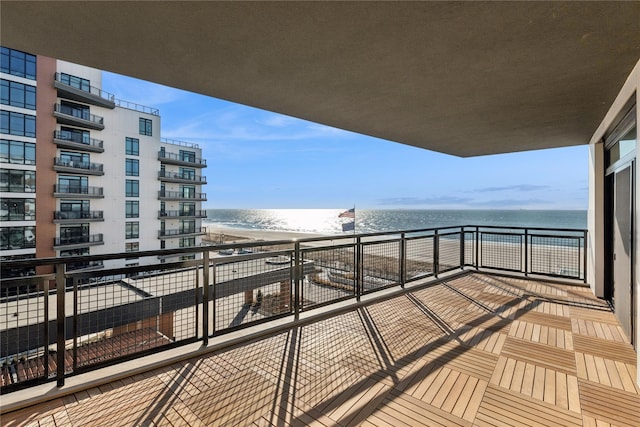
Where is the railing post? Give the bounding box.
[434,230,439,278]
[42,276,50,380]
[356,236,362,302]
[459,227,465,270]
[475,226,480,270]
[524,228,529,277]
[55,263,65,387]
[294,241,301,319]
[583,230,588,283]
[400,233,406,288]
[72,277,78,373]
[202,251,210,345]
[195,261,200,339]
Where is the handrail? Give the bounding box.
[158,151,206,165]
[54,158,104,172]
[54,72,115,102]
[54,103,104,125]
[53,130,104,148]
[160,138,199,148]
[0,224,587,391]
[158,170,206,182]
[114,99,160,116]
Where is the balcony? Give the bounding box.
[53,185,104,199]
[158,227,207,239]
[158,190,207,201]
[158,210,207,219]
[53,73,116,109]
[157,170,207,184]
[53,103,105,130]
[158,151,206,168]
[53,158,104,176]
[53,210,104,223]
[53,233,104,249]
[1,226,638,426]
[53,130,104,153]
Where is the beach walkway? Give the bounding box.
[3,273,638,426]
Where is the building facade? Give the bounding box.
[1,47,207,277]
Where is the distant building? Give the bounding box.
[1,46,207,278]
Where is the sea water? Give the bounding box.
[203,209,587,234]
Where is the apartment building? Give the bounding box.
[0,47,207,277]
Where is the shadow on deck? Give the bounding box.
[3,273,639,426]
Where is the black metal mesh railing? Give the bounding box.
[361,239,401,294]
[212,250,294,334]
[480,231,523,272]
[301,244,356,310]
[0,224,587,392]
[404,235,435,282]
[0,275,54,388]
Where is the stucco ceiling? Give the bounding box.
[2,1,639,157]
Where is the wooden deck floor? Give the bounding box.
[3,273,639,426]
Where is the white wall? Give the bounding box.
[588,59,639,385]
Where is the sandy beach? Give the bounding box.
[203,226,327,244]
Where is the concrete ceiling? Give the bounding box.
[2,1,639,157]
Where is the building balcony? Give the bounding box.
[53,233,103,249]
[157,170,207,184]
[158,210,207,219]
[53,104,105,130]
[53,73,116,109]
[53,185,104,199]
[158,151,206,168]
[53,210,104,223]
[53,130,104,153]
[158,227,207,239]
[53,158,104,176]
[158,190,207,201]
[1,225,637,426]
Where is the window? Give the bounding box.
[59,200,90,220]
[0,198,35,221]
[59,224,89,245]
[181,185,195,198]
[125,242,139,252]
[0,47,36,80]
[59,151,89,167]
[139,118,152,136]
[125,222,139,239]
[0,139,36,165]
[180,167,195,180]
[125,158,139,176]
[125,179,139,197]
[1,111,36,137]
[58,100,91,121]
[1,79,36,109]
[57,175,87,194]
[160,240,166,249]
[59,73,90,92]
[125,201,139,218]
[0,169,35,192]
[179,150,196,163]
[58,127,90,144]
[179,237,196,248]
[125,137,139,155]
[180,219,196,234]
[0,226,36,250]
[180,202,196,216]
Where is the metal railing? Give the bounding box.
[53,131,104,149]
[161,138,200,149]
[158,227,207,238]
[158,151,206,166]
[54,211,104,221]
[158,210,207,218]
[54,73,115,102]
[158,190,207,200]
[0,225,586,392]
[53,233,103,247]
[54,104,104,126]
[158,170,207,183]
[53,185,104,197]
[54,158,104,173]
[114,99,159,116]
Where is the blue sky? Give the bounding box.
[102,72,588,210]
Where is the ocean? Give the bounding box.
[203,209,587,235]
